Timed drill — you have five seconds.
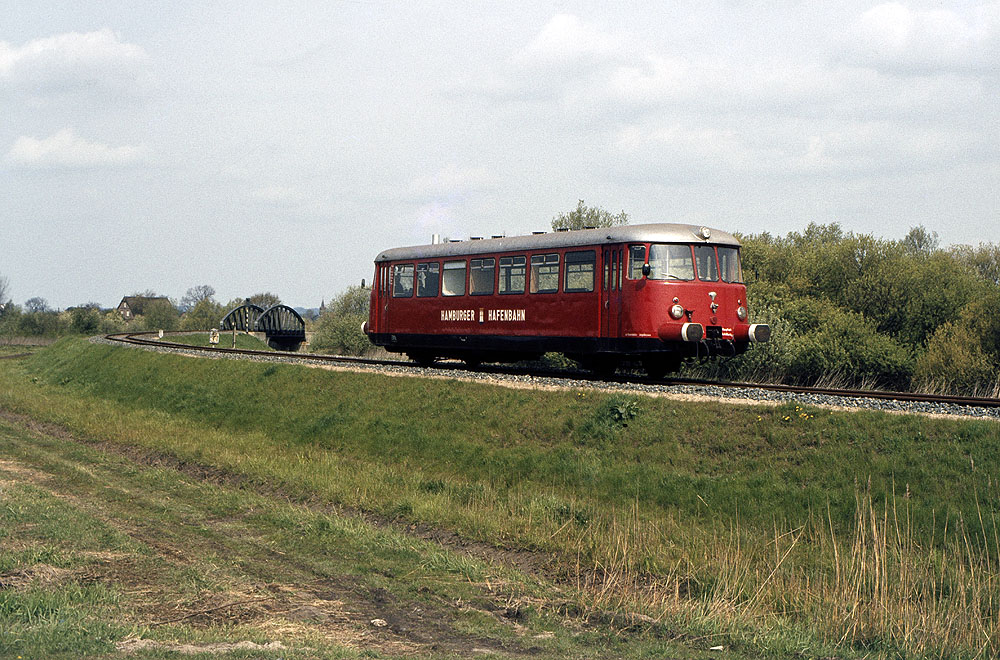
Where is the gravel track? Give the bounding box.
[90,336,1000,422]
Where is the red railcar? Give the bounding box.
[364,223,769,376]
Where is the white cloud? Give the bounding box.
[253,185,301,203]
[7,129,145,167]
[518,14,626,66]
[407,164,493,198]
[607,55,691,106]
[0,29,150,95]
[842,2,998,74]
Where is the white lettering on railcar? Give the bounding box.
[441,309,476,322]
[440,309,526,323]
[487,309,526,322]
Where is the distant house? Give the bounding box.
[117,296,170,321]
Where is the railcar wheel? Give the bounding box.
[463,355,483,368]
[642,355,681,380]
[406,352,437,367]
[583,356,618,377]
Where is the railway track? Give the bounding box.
[104,332,1000,413]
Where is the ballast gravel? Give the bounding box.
[92,336,1000,421]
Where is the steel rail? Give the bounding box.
[104,332,1000,410]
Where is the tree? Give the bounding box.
[180,298,225,331]
[903,225,940,255]
[0,276,9,309]
[247,292,281,309]
[180,285,216,313]
[327,286,369,317]
[24,297,50,313]
[311,286,371,356]
[551,200,629,231]
[70,303,102,335]
[136,298,179,331]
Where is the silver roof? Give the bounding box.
[375,223,741,262]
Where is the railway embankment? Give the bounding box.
[2,338,999,659]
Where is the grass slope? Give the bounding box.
[152,331,274,351]
[3,413,712,659]
[1,338,999,658]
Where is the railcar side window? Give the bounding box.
[442,260,466,296]
[529,254,559,293]
[648,244,694,280]
[470,258,495,295]
[565,250,596,293]
[694,245,719,281]
[392,264,414,297]
[499,256,526,294]
[628,245,646,279]
[718,247,743,283]
[416,262,440,297]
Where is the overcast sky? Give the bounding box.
[3,1,998,309]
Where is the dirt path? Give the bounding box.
[0,409,585,657]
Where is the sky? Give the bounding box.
[2,1,998,310]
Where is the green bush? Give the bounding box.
[914,322,996,394]
[310,286,372,356]
[716,296,913,389]
[69,307,101,335]
[132,299,179,332]
[180,299,224,331]
[97,312,127,335]
[311,313,370,355]
[782,301,913,389]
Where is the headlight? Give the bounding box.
[670,304,685,320]
[736,305,747,321]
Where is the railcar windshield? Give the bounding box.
[693,245,719,281]
[647,244,694,280]
[718,246,743,283]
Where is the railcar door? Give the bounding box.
[378,262,390,333]
[601,247,623,342]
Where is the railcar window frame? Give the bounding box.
[499,255,526,295]
[564,250,596,293]
[717,246,743,283]
[416,261,440,297]
[470,258,496,296]
[628,244,646,280]
[391,263,414,298]
[529,253,560,294]
[441,260,467,297]
[693,245,719,282]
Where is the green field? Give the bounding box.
[1,339,998,658]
